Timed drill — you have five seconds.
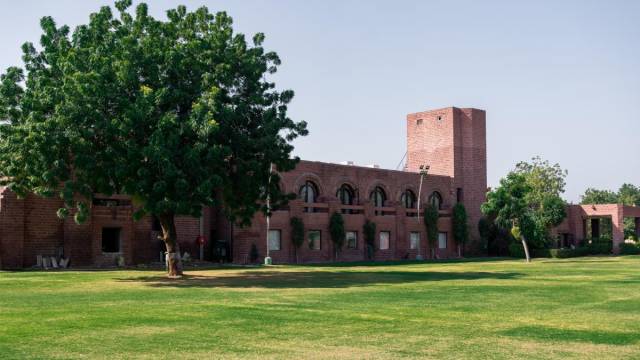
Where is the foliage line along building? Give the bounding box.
[0,107,488,268]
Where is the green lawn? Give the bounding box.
[1,257,639,359]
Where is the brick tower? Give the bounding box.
[406,107,487,242]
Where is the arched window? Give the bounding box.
[336,184,355,205]
[401,189,416,209]
[370,187,386,208]
[429,191,443,210]
[299,181,319,204]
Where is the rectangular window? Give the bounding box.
[346,231,357,249]
[410,232,420,250]
[379,231,390,250]
[102,227,121,253]
[457,188,464,203]
[268,230,281,251]
[438,232,448,249]
[308,230,321,250]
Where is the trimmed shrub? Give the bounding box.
[620,243,640,255]
[452,203,469,254]
[532,248,551,258]
[329,212,345,259]
[363,220,376,260]
[509,243,551,258]
[290,217,305,263]
[423,204,439,250]
[549,247,591,258]
[508,243,525,258]
[586,241,612,255]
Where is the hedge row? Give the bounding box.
[620,243,640,255]
[508,242,615,259]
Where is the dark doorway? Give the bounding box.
[102,227,121,253]
[591,218,600,239]
[211,230,232,263]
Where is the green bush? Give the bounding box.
[508,243,525,258]
[532,248,551,258]
[586,241,612,255]
[549,247,591,258]
[508,243,551,258]
[620,243,640,255]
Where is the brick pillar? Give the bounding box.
[612,208,624,254]
[394,203,404,260]
[395,204,405,260]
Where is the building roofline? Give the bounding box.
[296,159,452,179]
[407,106,485,116]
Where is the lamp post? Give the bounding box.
[416,164,430,260]
[264,163,274,265]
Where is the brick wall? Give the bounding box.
[22,195,64,267]
[406,107,487,248]
[0,188,25,269]
[231,160,458,264]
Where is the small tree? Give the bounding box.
[482,158,568,263]
[290,217,304,264]
[363,220,376,260]
[329,212,345,261]
[452,203,469,257]
[423,204,439,258]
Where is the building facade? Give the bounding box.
[0,106,487,269]
[552,204,640,253]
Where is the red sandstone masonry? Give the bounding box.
[406,107,487,247]
[230,160,458,264]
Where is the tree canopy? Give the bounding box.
[580,188,619,205]
[0,1,307,276]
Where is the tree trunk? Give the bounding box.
[521,237,531,263]
[158,213,183,277]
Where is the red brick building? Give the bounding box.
[552,204,640,253]
[0,106,488,268]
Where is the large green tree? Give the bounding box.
[482,158,567,262]
[0,1,307,276]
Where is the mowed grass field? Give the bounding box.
[1,257,639,359]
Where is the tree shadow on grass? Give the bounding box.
[118,270,522,289]
[304,257,515,268]
[502,325,638,346]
